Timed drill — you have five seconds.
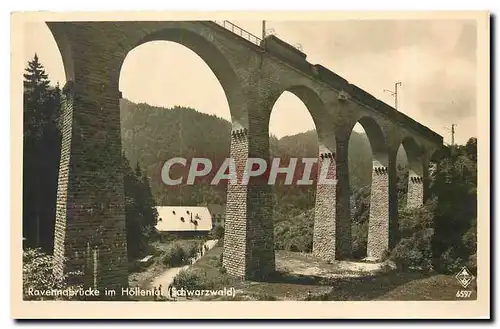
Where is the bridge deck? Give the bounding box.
[206,20,443,145]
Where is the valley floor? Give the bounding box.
[129,243,477,302]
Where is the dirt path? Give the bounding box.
[149,239,218,294]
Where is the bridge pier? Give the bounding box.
[53,80,129,293]
[222,129,250,278]
[334,139,353,259]
[223,125,275,280]
[388,150,400,249]
[367,162,390,259]
[407,174,424,209]
[312,151,337,261]
[408,156,430,209]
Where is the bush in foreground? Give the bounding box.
[391,229,434,271]
[23,248,83,300]
[162,241,205,268]
[172,269,232,291]
[162,244,188,267]
[209,225,224,240]
[390,203,435,271]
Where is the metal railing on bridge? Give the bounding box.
[213,20,262,46]
[212,20,304,53]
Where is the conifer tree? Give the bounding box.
[23,53,50,91]
[23,54,62,253]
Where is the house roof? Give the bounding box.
[155,206,213,232]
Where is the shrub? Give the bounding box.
[216,253,227,273]
[162,241,208,268]
[186,243,200,259]
[352,220,368,259]
[23,248,83,300]
[466,253,477,274]
[254,294,278,301]
[462,223,477,255]
[274,209,314,253]
[390,228,433,271]
[204,255,219,268]
[210,225,225,239]
[390,200,436,271]
[172,270,206,290]
[216,253,223,269]
[398,202,436,239]
[159,233,176,243]
[162,244,187,267]
[172,269,231,291]
[437,247,465,274]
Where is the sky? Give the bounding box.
[23,19,477,144]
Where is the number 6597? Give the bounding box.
[456,290,473,298]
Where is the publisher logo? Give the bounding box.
[455,266,474,289]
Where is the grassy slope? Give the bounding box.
[183,247,477,301]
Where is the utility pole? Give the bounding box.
[451,124,456,146]
[383,81,402,110]
[443,124,457,146]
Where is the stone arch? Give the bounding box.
[399,136,424,209]
[267,85,336,153]
[354,116,389,167]
[47,22,245,129]
[401,136,424,176]
[46,23,75,83]
[115,27,258,280]
[347,116,389,259]
[118,40,229,112]
[266,85,339,261]
[45,22,248,289]
[119,27,245,129]
[118,39,234,207]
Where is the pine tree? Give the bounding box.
[23,53,50,91]
[23,54,52,138]
[23,54,62,253]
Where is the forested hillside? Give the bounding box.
[120,98,390,207]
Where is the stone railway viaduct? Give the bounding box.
[46,20,443,291]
